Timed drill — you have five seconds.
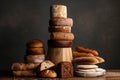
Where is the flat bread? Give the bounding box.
[77,65,98,69]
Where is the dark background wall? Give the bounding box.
[0,0,120,70]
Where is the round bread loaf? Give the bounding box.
[26,39,44,48]
[24,55,45,63]
[26,47,45,55]
[49,18,73,26]
[48,39,72,47]
[40,69,57,78]
[50,32,74,40]
[48,26,71,32]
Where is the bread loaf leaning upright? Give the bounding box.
[38,60,55,71]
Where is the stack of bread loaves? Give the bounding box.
[24,39,45,63]
[47,5,74,78]
[47,5,74,64]
[11,39,45,76]
[72,46,106,77]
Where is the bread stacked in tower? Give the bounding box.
[72,45,106,77]
[47,5,74,64]
[11,39,46,76]
[47,5,74,78]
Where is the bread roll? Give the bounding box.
[48,26,71,33]
[26,47,45,55]
[72,57,99,65]
[95,56,105,63]
[13,70,37,77]
[50,5,67,18]
[40,69,57,78]
[48,39,72,47]
[76,46,99,56]
[50,32,74,40]
[72,50,94,57]
[11,63,40,71]
[26,39,44,48]
[49,17,73,26]
[24,55,45,63]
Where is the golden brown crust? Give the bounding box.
[13,70,37,77]
[72,57,99,65]
[48,26,71,32]
[95,56,105,63]
[72,50,94,57]
[49,17,73,26]
[11,63,40,71]
[26,39,44,48]
[50,32,74,40]
[26,47,45,55]
[76,46,99,56]
[24,55,45,63]
[40,69,57,78]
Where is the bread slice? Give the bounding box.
[38,60,55,71]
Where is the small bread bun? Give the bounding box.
[26,47,45,55]
[13,70,37,77]
[48,26,71,33]
[24,55,45,63]
[40,69,57,78]
[48,39,72,47]
[11,62,40,71]
[72,57,99,65]
[76,46,99,56]
[72,50,94,57]
[50,32,74,40]
[49,17,73,26]
[26,39,44,48]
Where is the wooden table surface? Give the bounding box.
[0,70,120,80]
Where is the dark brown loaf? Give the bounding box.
[26,47,45,55]
[26,39,44,48]
[48,26,71,32]
[48,39,72,47]
[57,62,73,78]
[50,32,74,40]
[49,17,73,26]
[11,63,40,71]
